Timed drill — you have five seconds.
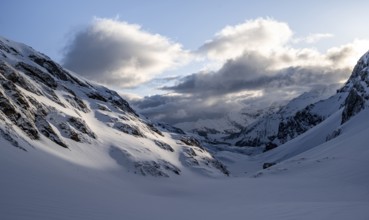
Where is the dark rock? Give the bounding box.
[15,62,58,89]
[68,117,96,139]
[277,107,323,144]
[43,87,65,107]
[35,115,68,148]
[29,54,89,87]
[210,159,230,176]
[27,97,49,116]
[147,123,163,136]
[326,128,341,141]
[0,127,26,151]
[263,162,276,169]
[134,160,180,177]
[341,89,364,124]
[29,54,69,81]
[65,95,90,113]
[153,140,174,152]
[58,122,83,142]
[0,92,39,139]
[235,137,261,147]
[113,122,145,137]
[263,142,278,152]
[97,104,111,111]
[180,136,204,149]
[86,92,107,102]
[157,122,185,134]
[0,61,42,95]
[106,90,138,116]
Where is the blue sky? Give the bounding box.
[2,1,369,124]
[2,0,369,61]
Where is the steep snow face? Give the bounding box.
[0,36,229,177]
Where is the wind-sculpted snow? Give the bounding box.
[0,36,228,177]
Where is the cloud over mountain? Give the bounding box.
[132,19,369,124]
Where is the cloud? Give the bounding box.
[131,94,242,124]
[62,17,369,126]
[198,18,293,61]
[62,18,190,88]
[133,18,369,125]
[293,33,334,44]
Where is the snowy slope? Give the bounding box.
[0,106,368,220]
[219,50,369,175]
[0,36,368,220]
[0,36,229,177]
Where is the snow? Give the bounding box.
[1,124,369,220]
[1,100,369,220]
[1,36,369,220]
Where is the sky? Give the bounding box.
[2,0,369,125]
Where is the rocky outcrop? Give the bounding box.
[277,107,323,144]
[35,115,67,148]
[181,145,230,176]
[113,122,145,137]
[341,89,365,124]
[153,140,174,152]
[67,117,96,139]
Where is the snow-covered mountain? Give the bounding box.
[0,36,369,220]
[175,84,340,152]
[175,106,273,144]
[227,83,344,150]
[0,36,229,177]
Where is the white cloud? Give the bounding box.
[62,17,369,125]
[198,18,369,73]
[63,18,191,88]
[134,18,369,124]
[293,33,334,44]
[198,18,293,61]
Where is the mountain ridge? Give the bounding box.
[0,36,229,177]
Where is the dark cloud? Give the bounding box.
[62,18,189,88]
[61,17,368,126]
[163,51,350,98]
[134,50,351,125]
[132,95,236,124]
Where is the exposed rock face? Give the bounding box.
[277,107,323,144]
[113,122,145,137]
[35,115,67,148]
[339,52,369,124]
[153,140,174,152]
[134,160,181,177]
[341,89,365,124]
[263,162,276,169]
[180,136,203,149]
[263,142,277,152]
[67,117,96,139]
